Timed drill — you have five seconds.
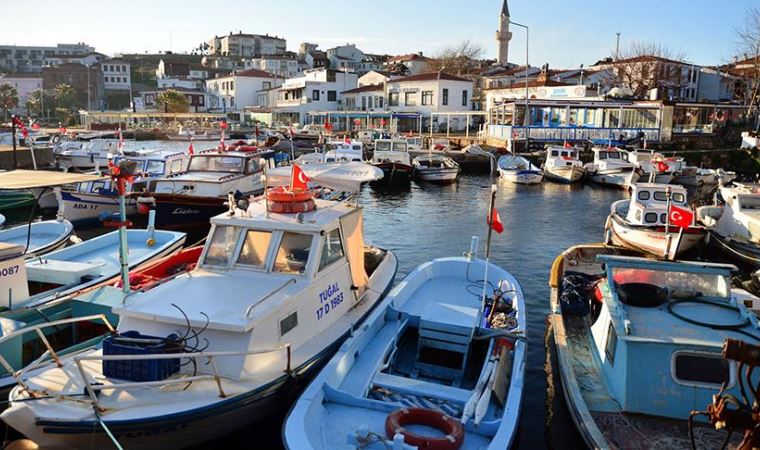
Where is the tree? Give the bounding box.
[0,83,19,121]
[606,41,688,99]
[52,84,78,124]
[734,6,760,123]
[156,90,189,113]
[25,89,53,118]
[426,39,485,76]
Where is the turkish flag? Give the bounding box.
[344,135,351,144]
[188,141,194,155]
[31,122,40,130]
[219,120,228,129]
[668,204,694,228]
[655,161,669,173]
[488,207,504,234]
[564,141,572,148]
[323,120,333,131]
[290,164,310,191]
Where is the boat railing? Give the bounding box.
[72,344,292,410]
[0,314,116,392]
[245,277,297,318]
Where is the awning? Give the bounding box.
[0,170,106,189]
[266,163,383,193]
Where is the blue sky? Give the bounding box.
[3,0,755,68]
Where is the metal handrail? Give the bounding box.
[245,277,297,318]
[73,344,292,411]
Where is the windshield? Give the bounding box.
[392,142,407,151]
[204,225,241,267]
[188,155,245,173]
[375,141,392,151]
[612,267,730,299]
[145,160,165,175]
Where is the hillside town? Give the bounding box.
[0,0,758,150]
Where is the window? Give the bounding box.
[361,97,366,111]
[169,159,183,173]
[204,226,241,267]
[673,352,731,387]
[404,92,417,106]
[229,81,234,90]
[237,230,272,267]
[389,92,399,106]
[672,193,685,203]
[279,311,298,336]
[421,90,433,105]
[327,90,337,101]
[122,65,127,72]
[274,232,313,274]
[115,65,120,72]
[637,191,651,201]
[551,150,559,157]
[462,90,468,106]
[263,81,271,90]
[246,158,260,173]
[604,323,617,365]
[653,191,668,202]
[442,89,449,106]
[312,90,320,101]
[378,96,383,108]
[145,160,165,175]
[319,229,345,271]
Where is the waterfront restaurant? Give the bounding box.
[486,98,752,144]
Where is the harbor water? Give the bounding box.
[7,140,629,449]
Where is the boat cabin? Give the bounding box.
[592,147,629,164]
[626,183,689,226]
[115,197,380,380]
[591,255,759,420]
[374,139,409,153]
[545,146,580,165]
[324,141,364,163]
[74,150,187,195]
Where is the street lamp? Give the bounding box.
[509,20,529,150]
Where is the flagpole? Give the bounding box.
[664,186,672,260]
[479,184,498,327]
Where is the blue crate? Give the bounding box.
[103,331,181,382]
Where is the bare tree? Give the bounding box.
[426,39,485,76]
[734,7,760,117]
[605,41,688,99]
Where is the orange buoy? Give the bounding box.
[385,407,464,450]
[266,186,316,213]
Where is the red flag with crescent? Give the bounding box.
[290,164,310,191]
[668,204,694,228]
[188,140,194,155]
[655,160,669,173]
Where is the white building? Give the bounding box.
[271,68,358,123]
[0,42,95,72]
[206,68,279,110]
[43,52,106,68]
[100,60,131,91]
[243,56,300,79]
[384,53,429,76]
[0,73,43,114]
[206,32,286,58]
[358,70,391,87]
[696,68,737,102]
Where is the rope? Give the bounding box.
[667,298,760,342]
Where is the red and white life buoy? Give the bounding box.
[385,407,464,450]
[265,186,316,214]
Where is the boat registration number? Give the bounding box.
[0,265,20,277]
[72,203,98,209]
[316,283,344,320]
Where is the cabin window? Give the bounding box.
[327,90,337,101]
[246,158,260,174]
[279,311,298,337]
[404,92,417,106]
[653,191,668,202]
[551,150,559,157]
[672,193,685,203]
[612,267,730,299]
[188,156,244,173]
[352,145,361,151]
[237,230,272,268]
[170,159,183,173]
[672,352,731,388]
[660,213,668,224]
[319,229,345,271]
[145,160,165,175]
[389,92,399,107]
[604,323,617,365]
[204,226,241,267]
[598,152,608,160]
[644,213,658,223]
[637,191,651,201]
[274,232,313,274]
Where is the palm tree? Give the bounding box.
[0,83,19,121]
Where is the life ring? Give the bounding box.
[385,407,464,450]
[235,145,258,152]
[267,198,316,214]
[266,186,312,203]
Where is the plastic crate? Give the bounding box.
[103,331,181,382]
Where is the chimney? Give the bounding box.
[418,52,423,57]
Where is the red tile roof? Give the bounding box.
[392,72,471,83]
[234,68,277,78]
[342,84,384,94]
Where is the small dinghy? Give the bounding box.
[605,183,704,260]
[498,154,543,184]
[413,154,461,185]
[698,183,760,268]
[549,245,759,449]
[0,218,74,258]
[114,245,203,291]
[284,238,527,450]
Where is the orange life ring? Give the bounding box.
[266,186,312,203]
[267,198,316,214]
[385,407,464,450]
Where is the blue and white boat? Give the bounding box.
[0,176,396,450]
[549,244,760,448]
[59,149,187,225]
[497,155,543,184]
[284,240,527,450]
[0,217,74,258]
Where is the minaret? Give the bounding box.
[495,0,512,66]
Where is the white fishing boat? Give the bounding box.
[625,149,677,184]
[292,124,325,140]
[0,218,74,258]
[296,140,365,165]
[543,145,584,184]
[284,236,526,450]
[698,182,760,267]
[413,154,460,184]
[584,147,640,189]
[53,139,120,170]
[370,140,414,187]
[606,183,704,260]
[59,150,187,225]
[140,149,274,230]
[0,175,397,450]
[498,154,543,184]
[673,166,719,187]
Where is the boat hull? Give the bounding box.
[60,191,138,225]
[588,169,639,189]
[607,214,704,259]
[0,220,74,258]
[0,191,36,212]
[370,162,413,187]
[152,194,228,231]
[545,166,584,184]
[704,231,760,268]
[414,167,459,185]
[499,168,544,184]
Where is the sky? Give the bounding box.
[2,0,756,68]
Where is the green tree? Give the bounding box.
[52,84,78,124]
[0,83,19,121]
[156,90,189,113]
[25,89,53,118]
